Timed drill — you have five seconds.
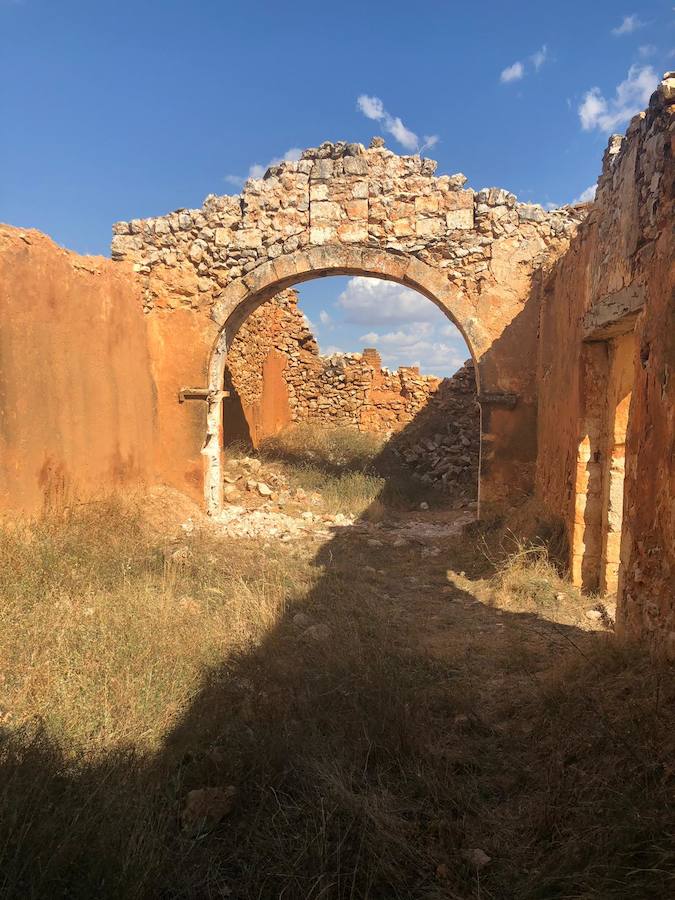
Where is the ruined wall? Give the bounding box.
[383,360,479,499]
[111,139,583,512]
[224,288,443,444]
[0,226,156,513]
[535,73,675,651]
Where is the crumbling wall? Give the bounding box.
[111,139,585,513]
[535,73,675,651]
[224,288,444,443]
[0,226,156,513]
[383,360,479,499]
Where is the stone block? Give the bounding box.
[337,221,368,243]
[310,159,334,181]
[345,199,368,220]
[393,219,414,237]
[311,200,342,222]
[342,156,369,176]
[446,208,474,230]
[416,216,443,238]
[310,225,336,245]
[233,229,262,249]
[415,195,440,215]
[310,183,329,202]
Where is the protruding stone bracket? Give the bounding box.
[582,284,645,340]
[178,387,229,404]
[477,391,518,409]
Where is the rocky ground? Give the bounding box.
[179,451,478,545]
[382,360,479,497]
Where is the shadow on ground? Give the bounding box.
[1,388,673,898]
[2,472,672,900]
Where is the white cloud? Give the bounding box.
[248,164,266,179]
[574,184,597,203]
[337,277,441,325]
[578,65,658,131]
[225,147,303,189]
[361,322,467,374]
[638,44,657,57]
[357,95,385,120]
[313,277,470,375]
[322,345,344,356]
[386,115,419,150]
[612,14,643,36]
[361,322,434,347]
[500,61,524,83]
[356,94,437,153]
[318,310,332,328]
[531,45,548,70]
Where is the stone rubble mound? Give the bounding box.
[384,360,479,497]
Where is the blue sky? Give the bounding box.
[1,0,673,375]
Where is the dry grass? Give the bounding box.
[487,539,593,627]
[0,500,299,754]
[258,423,445,515]
[259,422,385,473]
[0,493,672,899]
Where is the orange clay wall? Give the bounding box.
[0,226,157,514]
[535,81,674,652]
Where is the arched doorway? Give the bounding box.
[204,248,483,515]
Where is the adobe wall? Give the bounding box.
[535,74,675,651]
[224,288,444,444]
[0,226,156,514]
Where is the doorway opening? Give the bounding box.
[573,330,635,594]
[210,273,481,517]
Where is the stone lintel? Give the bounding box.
[582,283,645,340]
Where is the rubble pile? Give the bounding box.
[384,360,479,497]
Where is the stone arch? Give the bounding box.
[204,246,484,514]
[111,139,583,517]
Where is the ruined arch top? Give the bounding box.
[111,138,585,366]
[209,245,480,364]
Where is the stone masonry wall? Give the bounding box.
[110,136,587,515]
[110,140,582,353]
[535,72,675,653]
[224,288,445,440]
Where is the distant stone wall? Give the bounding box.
[224,289,448,443]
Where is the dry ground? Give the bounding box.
[0,429,673,899]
